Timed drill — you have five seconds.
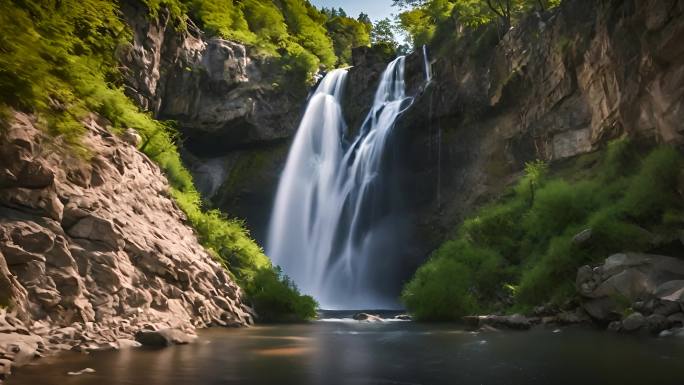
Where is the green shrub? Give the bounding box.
[402,239,508,320]
[460,199,526,261]
[402,255,478,321]
[246,267,318,322]
[404,141,684,319]
[621,147,681,221]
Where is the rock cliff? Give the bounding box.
[386,0,684,252]
[0,112,252,377]
[117,1,308,242]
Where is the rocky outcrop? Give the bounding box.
[117,0,308,243]
[576,253,684,334]
[0,112,252,376]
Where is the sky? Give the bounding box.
[310,0,397,22]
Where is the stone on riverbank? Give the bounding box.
[576,253,684,323]
[352,313,383,322]
[134,329,197,347]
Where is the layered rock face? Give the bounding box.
[0,112,252,374]
[118,1,306,242]
[377,0,684,251]
[119,0,304,148]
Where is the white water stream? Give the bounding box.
[267,57,413,309]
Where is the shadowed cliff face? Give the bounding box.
[384,0,684,255]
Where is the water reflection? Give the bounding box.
[9,322,684,385]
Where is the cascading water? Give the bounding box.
[266,57,413,309]
[422,45,432,83]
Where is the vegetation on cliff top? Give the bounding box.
[402,141,684,321]
[154,0,373,83]
[0,0,316,322]
[393,0,561,48]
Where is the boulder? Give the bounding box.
[576,253,684,322]
[134,328,197,347]
[667,312,684,328]
[353,313,383,322]
[607,321,622,332]
[572,228,593,246]
[622,312,646,332]
[653,300,681,316]
[646,314,670,334]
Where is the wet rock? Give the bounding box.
[667,312,684,328]
[394,314,411,321]
[67,368,96,376]
[556,309,592,325]
[654,280,684,302]
[576,253,684,322]
[607,321,622,332]
[653,300,681,316]
[646,314,670,334]
[353,313,383,322]
[622,313,646,332]
[572,229,593,246]
[135,328,196,347]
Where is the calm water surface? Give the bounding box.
[9,321,684,385]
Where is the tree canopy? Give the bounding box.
[395,0,562,48]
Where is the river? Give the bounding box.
[9,318,684,385]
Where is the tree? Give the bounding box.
[325,14,371,65]
[395,0,562,48]
[371,18,397,47]
[484,0,513,29]
[358,12,372,25]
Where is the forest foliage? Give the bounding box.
[180,0,373,81]
[0,0,328,321]
[393,0,561,48]
[402,141,684,320]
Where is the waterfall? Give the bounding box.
[266,57,412,309]
[422,45,432,82]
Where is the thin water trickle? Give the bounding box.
[266,57,412,309]
[422,45,432,83]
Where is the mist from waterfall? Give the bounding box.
[266,57,412,309]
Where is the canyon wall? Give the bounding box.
[162,0,683,274]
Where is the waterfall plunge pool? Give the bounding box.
[9,320,684,385]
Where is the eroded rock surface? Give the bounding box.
[577,252,684,334]
[0,112,252,376]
